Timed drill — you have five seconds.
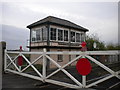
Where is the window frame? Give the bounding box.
[64,29,69,42]
[49,27,69,42]
[76,31,81,43]
[57,49,63,62]
[70,30,76,43]
[81,32,85,42]
[31,30,37,42]
[31,27,88,43]
[57,54,63,62]
[57,28,64,42]
[50,27,57,41]
[36,29,42,42]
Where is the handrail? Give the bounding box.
[6,50,119,55]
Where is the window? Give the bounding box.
[64,30,68,41]
[57,55,63,62]
[31,30,36,41]
[57,50,63,62]
[76,33,80,42]
[71,31,75,42]
[50,28,56,40]
[58,29,63,41]
[42,28,47,41]
[36,30,41,41]
[81,33,85,42]
[31,29,43,42]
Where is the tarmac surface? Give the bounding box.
[2,71,120,90]
[2,72,74,90]
[2,62,120,90]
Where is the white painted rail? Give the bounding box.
[4,49,120,89]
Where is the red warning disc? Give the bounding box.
[76,58,92,76]
[18,56,23,66]
[81,42,86,47]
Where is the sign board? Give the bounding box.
[18,46,23,66]
[93,42,97,49]
[76,58,92,76]
[81,42,86,47]
[18,56,23,66]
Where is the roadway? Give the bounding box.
[2,72,120,90]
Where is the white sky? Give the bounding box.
[0,0,119,49]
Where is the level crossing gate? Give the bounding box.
[4,49,120,89]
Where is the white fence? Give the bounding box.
[4,49,120,89]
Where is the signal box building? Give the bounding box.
[27,16,89,68]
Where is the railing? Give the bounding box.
[4,49,120,89]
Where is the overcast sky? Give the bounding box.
[0,0,119,50]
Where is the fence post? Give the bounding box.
[82,76,86,88]
[4,49,7,72]
[0,42,2,90]
[43,48,46,82]
[81,52,86,88]
[1,41,6,73]
[0,41,6,90]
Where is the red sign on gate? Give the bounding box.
[81,42,86,47]
[18,56,23,66]
[18,46,23,66]
[80,42,87,51]
[76,58,92,76]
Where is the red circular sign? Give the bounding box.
[18,56,23,66]
[20,46,22,51]
[76,58,92,76]
[81,42,86,47]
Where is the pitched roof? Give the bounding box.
[27,16,89,31]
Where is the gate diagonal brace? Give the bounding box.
[45,55,83,88]
[86,55,120,80]
[21,54,43,78]
[6,54,20,72]
[6,53,20,68]
[113,72,120,79]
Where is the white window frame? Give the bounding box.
[57,28,69,42]
[76,31,81,43]
[57,28,64,42]
[31,28,45,42]
[70,30,85,43]
[57,54,63,62]
[49,27,57,41]
[57,49,63,62]
[64,29,69,42]
[49,27,69,42]
[31,30,37,42]
[49,27,85,43]
[36,29,42,42]
[70,30,76,43]
[81,32,85,42]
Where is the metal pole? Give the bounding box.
[82,75,86,88]
[19,66,21,71]
[43,48,46,82]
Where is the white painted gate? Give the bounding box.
[4,49,120,89]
